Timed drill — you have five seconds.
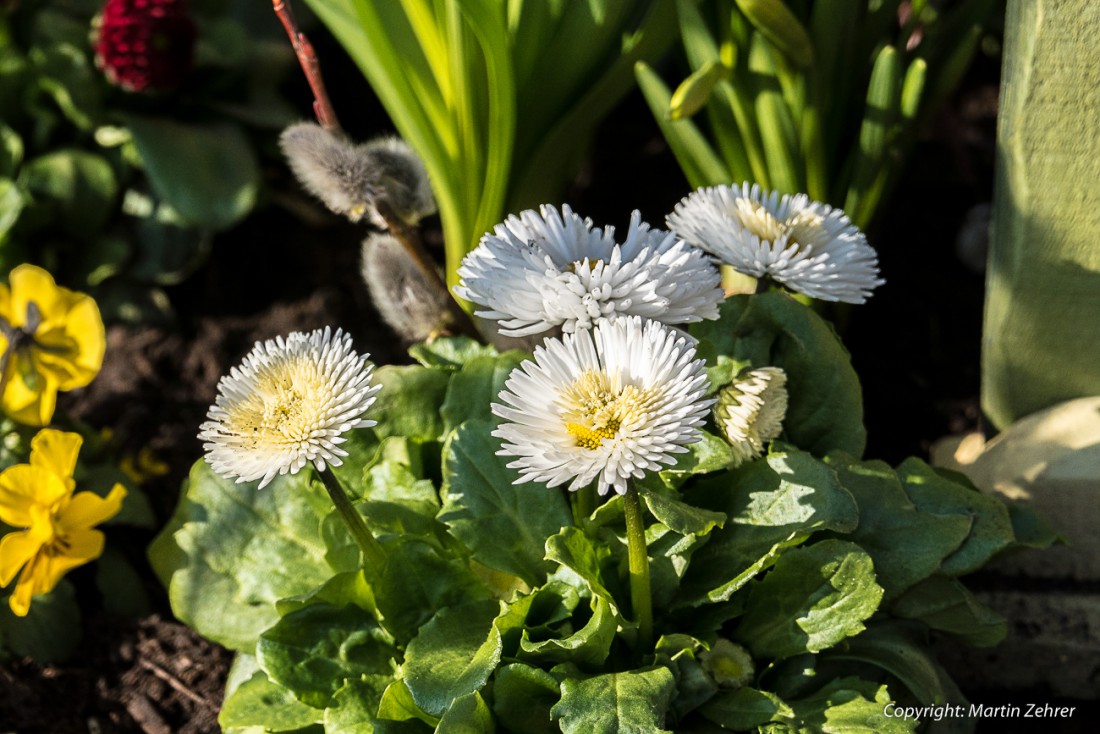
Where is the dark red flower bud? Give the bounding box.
[93,0,197,93]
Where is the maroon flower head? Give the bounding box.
[94,0,197,93]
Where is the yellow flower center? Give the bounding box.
[735,200,824,253]
[565,257,607,274]
[225,358,331,447]
[560,370,646,449]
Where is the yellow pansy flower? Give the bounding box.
[0,429,126,616]
[0,264,106,426]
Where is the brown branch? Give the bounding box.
[138,659,214,710]
[273,0,341,132]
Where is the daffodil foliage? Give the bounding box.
[152,295,1053,733]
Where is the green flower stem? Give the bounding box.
[318,467,387,571]
[573,485,596,524]
[622,483,653,651]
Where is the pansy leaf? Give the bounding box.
[440,420,572,586]
[690,292,866,458]
[550,666,677,734]
[0,579,80,662]
[734,539,883,660]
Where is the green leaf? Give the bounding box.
[441,352,526,431]
[518,594,617,668]
[0,178,25,240]
[734,539,883,660]
[440,420,572,585]
[220,671,324,731]
[890,575,1006,647]
[0,580,80,662]
[257,603,397,708]
[0,125,22,177]
[788,677,917,734]
[374,539,489,644]
[690,293,867,458]
[276,571,376,618]
[436,691,495,733]
[822,621,970,719]
[324,676,393,733]
[378,679,438,727]
[121,114,259,231]
[18,149,117,236]
[647,524,711,610]
[408,337,498,370]
[661,430,736,478]
[735,0,814,67]
[403,600,503,717]
[896,458,1015,575]
[95,547,152,617]
[371,365,452,443]
[148,460,347,651]
[544,526,625,619]
[640,487,726,537]
[653,635,718,720]
[551,667,676,734]
[492,663,560,734]
[676,449,858,606]
[826,454,973,599]
[700,687,794,730]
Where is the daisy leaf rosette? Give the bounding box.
[491,317,713,496]
[455,205,723,337]
[668,184,884,304]
[198,327,380,489]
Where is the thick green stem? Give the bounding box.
[622,483,653,651]
[573,485,595,524]
[318,467,387,571]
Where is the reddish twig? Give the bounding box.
[273,0,341,132]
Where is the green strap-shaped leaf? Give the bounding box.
[734,0,814,67]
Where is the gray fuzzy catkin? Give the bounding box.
[279,123,436,227]
[360,233,450,342]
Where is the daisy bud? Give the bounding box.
[279,123,436,227]
[714,366,788,466]
[700,639,755,689]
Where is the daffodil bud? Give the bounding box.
[360,233,451,343]
[669,60,726,121]
[279,123,436,227]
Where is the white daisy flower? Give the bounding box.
[714,366,788,466]
[199,327,380,489]
[667,183,884,303]
[492,316,712,496]
[454,204,724,337]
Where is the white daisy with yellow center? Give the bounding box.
[714,366,788,466]
[492,317,712,496]
[667,183,884,303]
[454,205,724,337]
[199,327,380,489]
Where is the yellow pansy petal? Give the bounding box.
[1,354,57,427]
[59,484,126,531]
[0,530,42,586]
[9,564,36,616]
[54,527,105,566]
[0,464,67,526]
[30,428,83,482]
[47,297,105,390]
[0,281,11,320]
[7,264,62,329]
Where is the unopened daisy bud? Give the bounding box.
[198,327,380,489]
[715,366,788,466]
[492,317,713,496]
[93,0,197,93]
[280,123,436,227]
[456,204,724,337]
[668,184,884,303]
[361,233,450,343]
[700,639,755,689]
